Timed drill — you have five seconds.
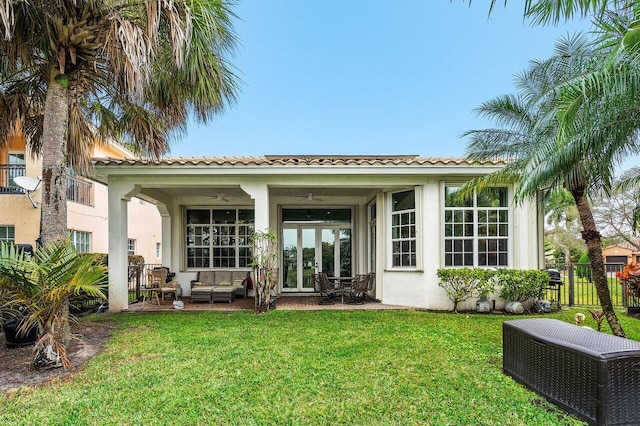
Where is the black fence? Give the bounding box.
[128,263,163,303]
[0,164,26,194]
[544,262,628,307]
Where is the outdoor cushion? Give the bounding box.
[218,281,232,286]
[192,281,207,287]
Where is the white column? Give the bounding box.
[241,183,270,232]
[108,180,140,312]
[156,204,172,267]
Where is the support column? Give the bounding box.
[240,184,270,232]
[156,204,172,267]
[108,180,140,312]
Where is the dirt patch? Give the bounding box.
[0,320,115,393]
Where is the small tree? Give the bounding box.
[576,252,592,282]
[437,268,495,313]
[0,241,107,369]
[251,229,278,314]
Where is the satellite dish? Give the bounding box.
[13,176,41,208]
[13,176,41,191]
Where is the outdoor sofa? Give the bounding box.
[190,270,251,303]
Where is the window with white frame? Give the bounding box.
[186,208,254,268]
[69,230,91,253]
[444,186,509,267]
[0,225,15,243]
[391,189,416,267]
[127,239,136,255]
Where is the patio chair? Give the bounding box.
[313,272,337,305]
[348,274,371,304]
[143,269,163,305]
[147,268,179,303]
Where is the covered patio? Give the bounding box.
[127,296,412,312]
[91,154,539,313]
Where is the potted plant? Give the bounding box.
[616,262,640,315]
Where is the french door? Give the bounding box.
[282,224,351,292]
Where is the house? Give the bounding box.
[602,241,640,266]
[90,155,544,312]
[0,132,162,263]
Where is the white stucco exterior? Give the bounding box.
[91,155,543,313]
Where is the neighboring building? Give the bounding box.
[602,241,640,267]
[0,133,162,264]
[91,155,544,312]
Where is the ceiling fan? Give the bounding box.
[208,192,230,202]
[295,192,323,202]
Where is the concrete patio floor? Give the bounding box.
[127,295,412,312]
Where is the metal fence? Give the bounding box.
[66,175,93,206]
[0,164,26,194]
[544,262,628,307]
[128,263,163,303]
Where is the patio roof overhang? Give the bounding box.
[89,155,507,205]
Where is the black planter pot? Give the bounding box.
[2,317,38,348]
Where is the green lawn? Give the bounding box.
[2,309,639,425]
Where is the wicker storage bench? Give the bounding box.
[503,318,640,426]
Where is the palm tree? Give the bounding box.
[0,241,107,369]
[0,0,239,244]
[485,0,628,24]
[463,34,633,336]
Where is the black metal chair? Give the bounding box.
[312,272,337,305]
[348,274,371,304]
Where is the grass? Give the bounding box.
[2,309,639,425]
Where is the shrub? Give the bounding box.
[497,269,547,303]
[91,253,145,266]
[576,252,592,281]
[437,268,495,313]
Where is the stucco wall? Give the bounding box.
[378,181,540,311]
[67,182,161,263]
[0,141,42,246]
[1,140,161,259]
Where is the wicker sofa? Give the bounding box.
[190,270,251,303]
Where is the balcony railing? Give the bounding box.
[0,164,26,194]
[66,175,93,206]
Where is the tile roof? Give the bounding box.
[92,155,507,167]
[605,240,640,252]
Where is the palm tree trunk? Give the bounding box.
[37,70,71,367]
[571,186,626,337]
[40,70,69,244]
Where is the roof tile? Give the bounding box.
[92,155,506,167]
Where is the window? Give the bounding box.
[69,230,91,253]
[127,239,136,255]
[5,153,25,193]
[444,186,509,267]
[0,225,15,243]
[156,243,161,258]
[391,189,416,267]
[186,208,254,268]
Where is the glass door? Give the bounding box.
[282,224,351,292]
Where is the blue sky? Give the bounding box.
[169,1,591,159]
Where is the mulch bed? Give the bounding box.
[0,320,115,393]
